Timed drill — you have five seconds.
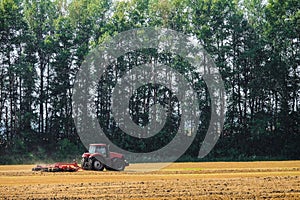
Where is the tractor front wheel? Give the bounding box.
[81,158,91,170]
[93,159,104,171]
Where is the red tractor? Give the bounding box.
[81,144,129,171]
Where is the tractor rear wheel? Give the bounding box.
[112,158,125,171]
[93,159,104,171]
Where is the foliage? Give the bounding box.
[0,0,299,164]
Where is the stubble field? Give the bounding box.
[0,161,300,199]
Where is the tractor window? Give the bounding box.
[96,146,107,157]
[89,146,96,154]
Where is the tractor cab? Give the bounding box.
[88,144,108,157]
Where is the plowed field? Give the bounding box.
[1,161,300,199]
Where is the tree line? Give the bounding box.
[0,0,299,164]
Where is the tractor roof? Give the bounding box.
[89,143,107,146]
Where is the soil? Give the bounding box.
[1,161,300,199]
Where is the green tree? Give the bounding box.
[265,0,300,158]
[0,0,28,147]
[24,0,57,136]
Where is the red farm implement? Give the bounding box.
[32,161,80,172]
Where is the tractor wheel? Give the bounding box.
[81,158,89,169]
[112,158,125,171]
[93,159,104,171]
